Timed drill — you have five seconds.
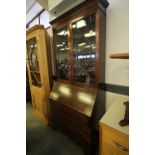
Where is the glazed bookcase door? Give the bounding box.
[71,13,96,84]
[26,33,47,124]
[54,25,70,81]
[26,36,42,87]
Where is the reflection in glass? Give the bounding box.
[72,14,96,84]
[55,26,70,80]
[27,37,41,87]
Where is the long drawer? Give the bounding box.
[50,100,98,155]
[61,109,92,135]
[100,123,129,155]
[52,100,92,143]
[58,101,90,124]
[62,116,91,143]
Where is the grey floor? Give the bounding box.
[26,103,86,155]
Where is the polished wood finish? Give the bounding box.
[99,124,129,155]
[50,0,109,154]
[49,82,99,155]
[50,82,98,117]
[50,0,109,26]
[110,53,129,59]
[51,0,109,87]
[26,25,52,124]
[26,25,44,35]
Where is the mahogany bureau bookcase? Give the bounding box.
[49,0,109,154]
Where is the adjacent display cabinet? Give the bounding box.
[26,25,52,124]
[50,0,109,155]
[99,102,129,155]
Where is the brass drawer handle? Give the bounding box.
[113,140,129,152]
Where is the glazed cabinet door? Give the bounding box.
[54,25,70,81]
[71,13,96,84]
[26,34,47,123]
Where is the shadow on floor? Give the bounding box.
[26,103,86,155]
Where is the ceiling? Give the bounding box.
[26,0,36,14]
[26,0,43,25]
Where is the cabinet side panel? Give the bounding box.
[45,30,53,90]
[92,10,106,130]
[99,9,106,83]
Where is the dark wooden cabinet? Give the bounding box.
[50,0,109,154]
[49,82,98,154]
[51,0,109,86]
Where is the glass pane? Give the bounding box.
[55,26,70,80]
[26,37,41,87]
[72,14,96,84]
[29,17,39,28]
[40,10,50,28]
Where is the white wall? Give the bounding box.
[105,0,129,110]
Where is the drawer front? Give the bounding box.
[60,102,90,124]
[100,124,129,155]
[51,100,92,143]
[61,111,92,135]
[102,143,128,155]
[62,119,92,143]
[52,100,90,124]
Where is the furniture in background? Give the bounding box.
[26,25,52,124]
[99,101,129,155]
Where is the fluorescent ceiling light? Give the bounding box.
[76,20,86,28]
[78,42,86,46]
[78,55,84,59]
[84,30,96,37]
[57,44,63,47]
[59,48,65,51]
[85,45,91,48]
[72,24,76,29]
[57,30,68,36]
[91,54,95,58]
[59,47,68,51]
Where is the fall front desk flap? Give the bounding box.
[49,82,98,118]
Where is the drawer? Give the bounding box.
[52,100,90,124]
[102,143,128,155]
[62,120,92,144]
[61,102,90,124]
[61,111,92,135]
[100,124,129,155]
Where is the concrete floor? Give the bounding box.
[26,103,86,155]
